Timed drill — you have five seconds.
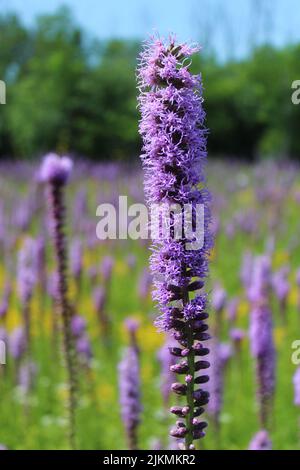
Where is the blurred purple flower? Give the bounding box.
[41,152,77,449]
[248,430,272,450]
[247,255,271,303]
[240,251,253,289]
[0,327,7,344]
[18,361,37,393]
[211,284,227,313]
[76,336,92,365]
[0,282,11,320]
[17,237,36,304]
[272,266,290,317]
[296,268,300,287]
[126,254,137,270]
[118,346,142,450]
[40,153,73,185]
[293,367,300,406]
[70,238,83,281]
[248,256,276,427]
[71,315,87,338]
[205,340,232,428]
[92,286,110,339]
[100,256,114,283]
[93,286,106,313]
[137,267,152,300]
[9,327,26,360]
[226,297,239,323]
[230,328,246,347]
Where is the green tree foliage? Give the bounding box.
[0,7,300,161]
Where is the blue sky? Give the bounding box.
[1,0,299,59]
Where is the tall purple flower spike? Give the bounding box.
[40,152,77,449]
[205,340,232,431]
[248,255,276,427]
[137,36,212,449]
[118,319,142,450]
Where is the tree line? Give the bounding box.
[0,7,300,161]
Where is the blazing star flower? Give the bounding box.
[272,266,290,318]
[18,361,37,393]
[9,327,26,361]
[138,267,152,301]
[248,430,272,450]
[138,35,212,449]
[92,286,110,339]
[35,236,47,291]
[40,152,73,185]
[118,319,142,450]
[240,251,253,289]
[226,297,239,323]
[0,282,11,320]
[70,238,83,282]
[40,152,77,449]
[70,314,92,366]
[17,237,38,356]
[248,255,276,427]
[76,335,92,365]
[71,315,87,338]
[124,318,140,352]
[296,269,300,287]
[17,239,36,300]
[205,341,232,430]
[100,256,114,283]
[211,284,227,313]
[293,367,300,406]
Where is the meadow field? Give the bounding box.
[0,158,299,450]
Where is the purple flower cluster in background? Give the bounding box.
[205,340,232,430]
[248,430,272,450]
[71,314,92,366]
[293,367,300,406]
[248,255,276,428]
[40,153,77,449]
[118,318,142,450]
[157,335,177,407]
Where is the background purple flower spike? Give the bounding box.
[40,153,73,185]
[248,430,272,450]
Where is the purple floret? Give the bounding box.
[71,315,87,338]
[40,153,73,185]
